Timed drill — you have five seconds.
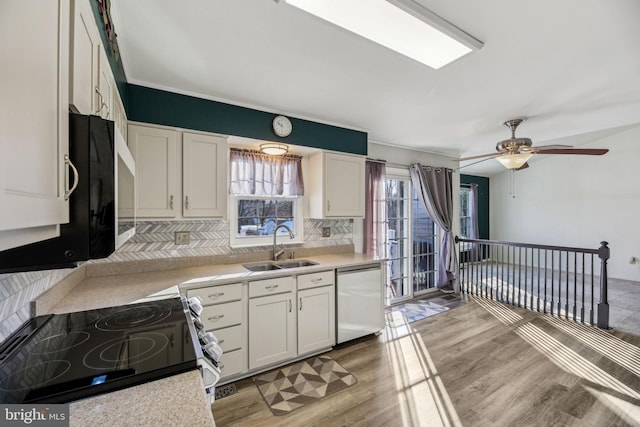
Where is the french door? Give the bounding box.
[385,171,438,305]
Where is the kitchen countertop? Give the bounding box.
[39,252,381,427]
[69,370,214,427]
[46,253,382,314]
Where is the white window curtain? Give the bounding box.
[229,148,304,196]
[364,160,386,258]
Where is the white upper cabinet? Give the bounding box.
[182,132,227,218]
[309,151,365,218]
[129,124,227,219]
[69,0,99,116]
[96,47,114,120]
[129,125,178,218]
[0,0,71,250]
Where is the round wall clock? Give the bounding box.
[272,115,292,137]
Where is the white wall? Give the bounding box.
[353,142,460,253]
[490,125,640,281]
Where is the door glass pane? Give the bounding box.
[412,190,437,293]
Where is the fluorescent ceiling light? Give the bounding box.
[283,0,482,69]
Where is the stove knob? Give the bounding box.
[200,331,218,345]
[203,341,223,362]
[192,317,204,331]
[187,296,204,317]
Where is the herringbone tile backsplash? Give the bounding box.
[106,219,352,261]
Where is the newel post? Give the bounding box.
[597,241,610,329]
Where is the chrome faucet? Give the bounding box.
[273,223,295,261]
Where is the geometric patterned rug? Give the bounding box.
[387,299,450,326]
[253,355,357,416]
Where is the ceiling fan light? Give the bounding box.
[495,153,533,169]
[260,143,289,156]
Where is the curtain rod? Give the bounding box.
[366,158,457,173]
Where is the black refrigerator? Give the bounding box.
[0,114,115,273]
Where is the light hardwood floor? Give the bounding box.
[212,295,640,426]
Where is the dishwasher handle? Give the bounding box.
[336,263,381,274]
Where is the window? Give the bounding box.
[459,187,471,238]
[236,199,295,237]
[229,148,304,247]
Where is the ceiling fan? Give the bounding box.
[455,118,609,170]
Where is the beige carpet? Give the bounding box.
[253,355,357,416]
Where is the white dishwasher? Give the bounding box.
[336,263,384,344]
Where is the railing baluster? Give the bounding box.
[544,249,548,314]
[581,253,585,323]
[590,254,595,326]
[551,250,556,316]
[565,251,569,320]
[573,251,577,321]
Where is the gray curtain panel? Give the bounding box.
[409,164,458,290]
[364,160,386,258]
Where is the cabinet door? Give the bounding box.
[325,153,365,217]
[249,293,296,370]
[182,133,226,218]
[129,125,178,217]
[69,0,99,115]
[96,48,114,119]
[0,0,70,250]
[298,285,335,355]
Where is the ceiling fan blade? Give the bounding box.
[535,148,609,155]
[454,152,502,162]
[516,162,530,171]
[520,144,573,153]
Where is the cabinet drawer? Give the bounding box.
[210,325,242,352]
[249,276,294,298]
[220,349,244,379]
[297,270,334,290]
[201,301,242,330]
[187,282,242,305]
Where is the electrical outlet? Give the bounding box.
[322,227,331,238]
[175,231,190,245]
[630,256,639,265]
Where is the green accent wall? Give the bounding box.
[460,174,489,239]
[89,0,128,106]
[126,85,368,155]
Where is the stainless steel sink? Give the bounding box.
[242,262,282,271]
[242,260,318,271]
[276,260,319,269]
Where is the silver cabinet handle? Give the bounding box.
[265,285,279,291]
[185,195,190,209]
[169,195,174,209]
[64,154,79,201]
[94,87,110,119]
[327,200,331,212]
[208,292,224,298]
[311,278,323,283]
[289,299,292,312]
[299,297,302,311]
[218,339,225,344]
[219,363,225,369]
[208,314,224,321]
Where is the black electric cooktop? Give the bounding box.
[0,298,198,404]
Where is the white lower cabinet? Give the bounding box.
[248,290,296,370]
[185,268,338,380]
[298,285,335,355]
